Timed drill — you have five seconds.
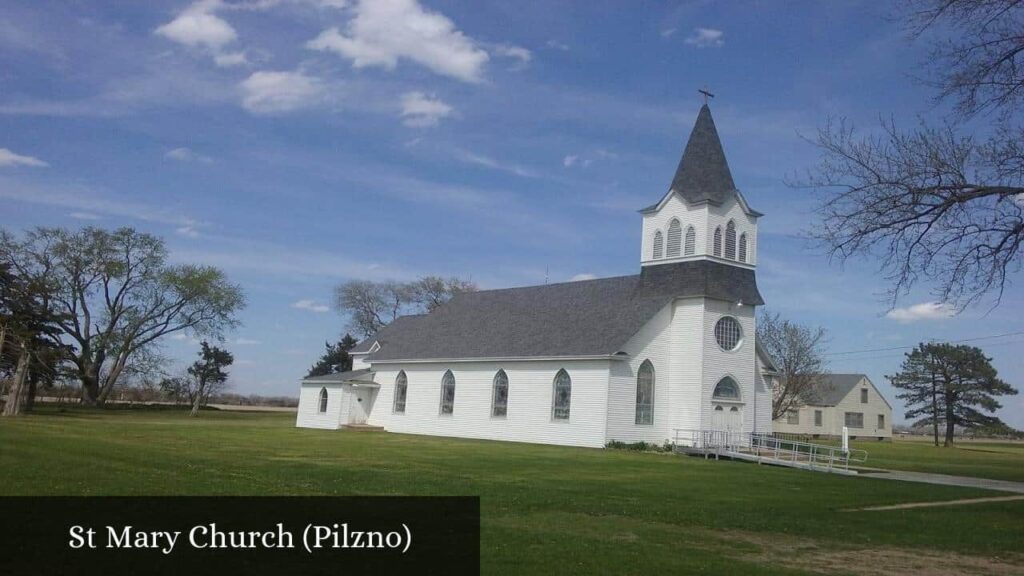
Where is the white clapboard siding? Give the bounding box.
[701,299,759,434]
[296,383,345,429]
[606,303,674,444]
[367,360,612,448]
[641,193,708,264]
[669,299,705,432]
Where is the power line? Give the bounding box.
[825,330,1024,358]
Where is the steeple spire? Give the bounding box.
[668,104,736,205]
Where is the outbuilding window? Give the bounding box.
[786,410,799,425]
[492,370,509,418]
[845,412,864,428]
[860,388,868,403]
[393,371,408,414]
[635,360,655,425]
[814,410,822,426]
[666,219,682,257]
[440,370,456,415]
[318,387,328,413]
[712,377,740,400]
[684,226,696,256]
[877,414,885,429]
[652,231,664,259]
[552,369,572,420]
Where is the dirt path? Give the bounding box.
[843,494,1024,511]
[858,469,1024,494]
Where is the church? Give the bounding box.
[296,103,779,449]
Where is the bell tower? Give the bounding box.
[638,104,761,270]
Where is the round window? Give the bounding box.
[714,317,743,351]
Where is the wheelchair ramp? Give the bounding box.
[673,430,867,475]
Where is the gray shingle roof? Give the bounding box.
[808,374,868,406]
[360,260,763,362]
[670,104,737,205]
[302,368,374,383]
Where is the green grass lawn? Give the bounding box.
[850,438,1024,482]
[2,408,1023,575]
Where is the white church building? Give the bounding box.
[296,104,779,449]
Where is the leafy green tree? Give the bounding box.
[186,341,233,417]
[0,227,245,406]
[889,342,1017,446]
[306,334,359,377]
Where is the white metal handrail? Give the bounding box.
[673,429,868,471]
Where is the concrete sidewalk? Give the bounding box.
[857,469,1024,494]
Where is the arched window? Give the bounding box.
[666,219,682,257]
[552,369,571,420]
[713,227,722,257]
[725,220,737,260]
[393,371,408,414]
[318,387,328,413]
[652,231,663,259]
[491,369,509,417]
[713,377,741,401]
[738,233,747,263]
[684,226,696,256]
[635,360,655,425]
[439,370,456,415]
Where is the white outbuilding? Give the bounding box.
[297,103,780,448]
[772,374,893,440]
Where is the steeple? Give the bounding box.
[668,104,737,205]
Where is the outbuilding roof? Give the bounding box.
[359,259,762,362]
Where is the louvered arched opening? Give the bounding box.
[738,233,748,262]
[666,220,682,257]
[652,231,663,259]
[725,220,737,260]
[713,227,722,257]
[684,226,696,256]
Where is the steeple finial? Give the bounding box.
[698,86,715,105]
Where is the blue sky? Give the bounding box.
[2,0,1022,426]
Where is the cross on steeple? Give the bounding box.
[698,86,715,105]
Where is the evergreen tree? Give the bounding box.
[187,341,233,417]
[889,342,1017,446]
[306,334,359,377]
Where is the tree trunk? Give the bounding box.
[79,365,101,406]
[930,374,939,447]
[26,375,37,412]
[944,390,956,447]
[189,386,203,417]
[2,348,30,417]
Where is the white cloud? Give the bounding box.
[454,149,536,178]
[570,273,597,282]
[399,91,453,127]
[170,333,190,341]
[292,299,330,313]
[545,40,569,51]
[176,224,201,238]
[886,302,956,323]
[155,0,237,50]
[305,0,489,83]
[240,70,322,114]
[214,51,248,67]
[562,155,577,167]
[165,147,213,163]
[684,28,724,48]
[235,338,261,345]
[69,212,102,220]
[493,43,531,70]
[0,147,47,167]
[661,28,677,38]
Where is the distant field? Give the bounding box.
[851,438,1024,482]
[2,408,1023,575]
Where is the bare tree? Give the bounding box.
[756,311,831,420]
[409,276,478,312]
[0,227,245,405]
[799,0,1024,310]
[334,276,477,337]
